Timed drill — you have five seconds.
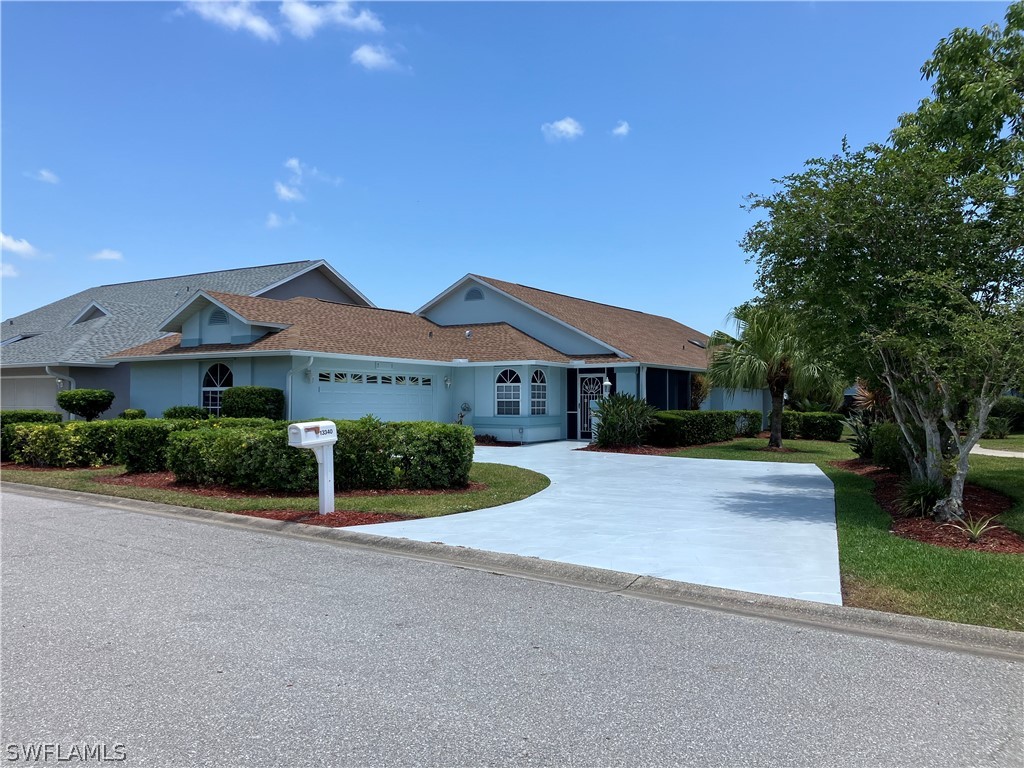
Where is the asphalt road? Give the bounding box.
[2,490,1022,768]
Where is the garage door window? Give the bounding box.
[202,363,233,415]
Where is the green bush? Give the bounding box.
[221,387,285,420]
[845,411,874,459]
[116,420,179,473]
[651,410,737,447]
[162,405,209,420]
[392,422,474,489]
[734,410,762,437]
[55,389,115,421]
[334,416,399,490]
[781,411,801,440]
[1,411,62,460]
[991,396,1024,432]
[0,410,63,425]
[983,416,1012,439]
[118,409,147,420]
[797,412,845,441]
[897,478,947,518]
[592,394,660,447]
[9,422,118,467]
[872,422,907,473]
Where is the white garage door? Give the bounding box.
[0,376,59,412]
[316,370,435,422]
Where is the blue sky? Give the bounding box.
[1,1,1010,333]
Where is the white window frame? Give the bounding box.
[201,363,233,415]
[496,369,521,416]
[530,370,547,416]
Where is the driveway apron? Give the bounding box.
[356,442,842,605]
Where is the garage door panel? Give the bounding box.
[316,377,434,422]
[0,377,59,411]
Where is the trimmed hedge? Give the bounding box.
[796,412,845,442]
[221,386,285,420]
[1,410,63,461]
[734,410,763,437]
[115,417,282,473]
[162,405,209,420]
[651,411,738,447]
[56,389,115,421]
[9,422,118,468]
[161,415,474,492]
[118,409,147,419]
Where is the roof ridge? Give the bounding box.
[96,260,313,289]
[473,274,673,320]
[208,291,419,318]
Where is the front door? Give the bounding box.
[578,375,604,439]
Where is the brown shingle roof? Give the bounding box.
[108,292,581,364]
[471,276,710,369]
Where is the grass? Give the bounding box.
[0,462,550,519]
[979,433,1024,452]
[673,438,1024,632]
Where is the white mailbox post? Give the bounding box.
[287,420,338,515]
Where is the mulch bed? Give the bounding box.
[231,509,408,527]
[576,444,679,456]
[474,436,522,447]
[831,458,1022,554]
[92,471,486,499]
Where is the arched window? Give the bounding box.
[495,369,521,416]
[209,309,228,326]
[464,287,484,301]
[530,370,547,415]
[201,363,233,415]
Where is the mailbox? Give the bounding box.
[287,420,338,515]
[288,420,338,449]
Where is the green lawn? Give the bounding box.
[979,433,1024,452]
[0,462,549,519]
[673,438,1024,632]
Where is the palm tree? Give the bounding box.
[707,305,832,449]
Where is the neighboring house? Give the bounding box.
[108,273,716,442]
[0,261,371,415]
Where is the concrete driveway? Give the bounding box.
[357,442,842,605]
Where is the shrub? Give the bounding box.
[1,411,63,460]
[734,410,762,437]
[690,374,709,410]
[0,410,63,425]
[162,405,209,420]
[781,411,801,440]
[797,412,845,442]
[118,409,147,420]
[392,422,474,489]
[221,386,285,420]
[650,410,737,447]
[983,416,1012,440]
[592,394,659,447]
[56,389,115,421]
[845,411,874,459]
[897,478,947,517]
[9,422,118,467]
[334,416,399,490]
[991,396,1024,432]
[116,420,179,473]
[872,422,907,473]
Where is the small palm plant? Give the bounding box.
[942,514,1005,543]
[897,478,947,517]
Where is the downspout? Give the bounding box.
[285,356,314,421]
[46,366,76,418]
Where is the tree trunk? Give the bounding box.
[768,387,785,448]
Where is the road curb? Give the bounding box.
[5,481,1023,661]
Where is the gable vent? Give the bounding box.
[464,287,484,302]
[209,309,229,326]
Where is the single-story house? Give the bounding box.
[0,261,370,415]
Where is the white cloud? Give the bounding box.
[283,156,340,187]
[274,181,304,202]
[26,169,60,184]
[612,120,631,137]
[90,249,124,261]
[541,117,584,142]
[280,1,383,39]
[266,211,298,229]
[0,233,39,258]
[1,263,19,278]
[351,44,399,71]
[185,1,279,42]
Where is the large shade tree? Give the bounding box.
[742,3,1024,520]
[707,305,834,449]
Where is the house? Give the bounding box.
[106,272,718,442]
[0,261,371,415]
